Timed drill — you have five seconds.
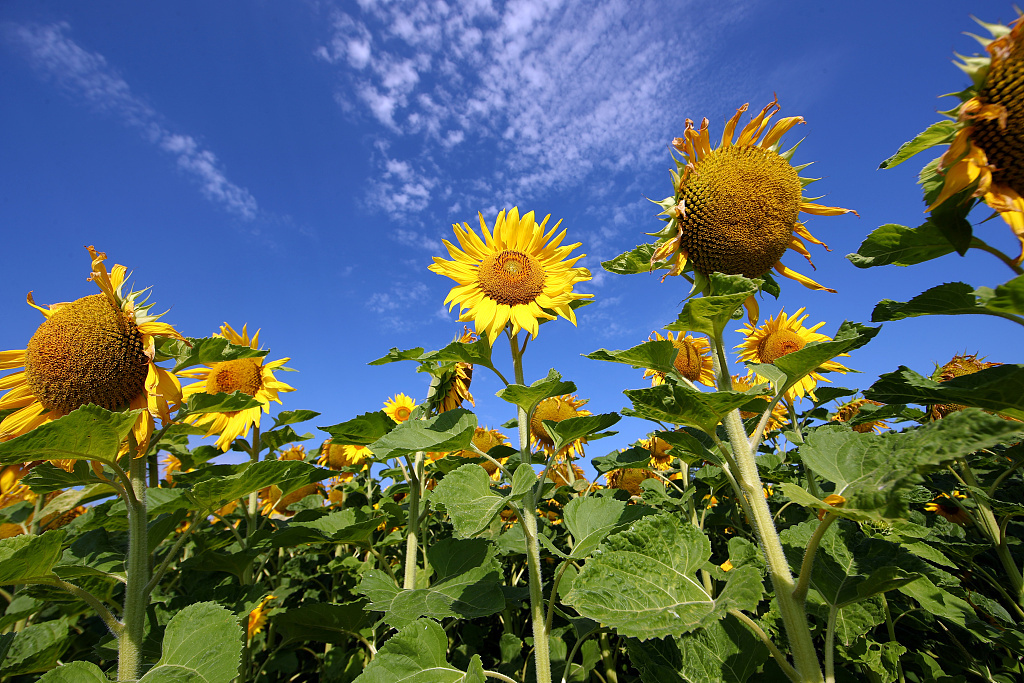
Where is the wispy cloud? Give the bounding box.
[5,22,259,220]
[316,0,741,216]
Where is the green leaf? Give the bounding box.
[591,446,653,475]
[897,576,975,628]
[367,409,476,461]
[562,497,653,560]
[847,222,958,268]
[260,426,313,454]
[509,463,536,499]
[929,187,974,256]
[655,429,722,466]
[187,460,333,510]
[37,661,110,682]
[178,391,262,416]
[586,341,680,378]
[0,405,138,466]
[564,514,762,639]
[0,617,73,676]
[973,273,1024,316]
[159,336,267,372]
[626,616,768,683]
[21,462,113,495]
[602,243,670,274]
[141,602,242,683]
[419,336,497,370]
[623,384,764,434]
[181,548,261,581]
[864,365,1024,421]
[871,281,1023,322]
[369,347,428,365]
[543,413,620,454]
[272,508,384,546]
[431,464,508,538]
[746,321,880,396]
[273,601,373,645]
[357,538,505,628]
[666,274,760,337]
[497,369,576,414]
[54,528,126,583]
[271,409,320,428]
[879,120,957,169]
[35,483,115,518]
[321,411,396,447]
[0,530,66,584]
[352,618,486,683]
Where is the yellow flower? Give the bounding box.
[161,454,189,486]
[429,207,592,344]
[0,247,183,461]
[731,374,789,432]
[642,436,675,471]
[453,427,509,480]
[735,308,851,400]
[832,398,888,433]
[607,467,656,497]
[530,394,590,458]
[434,327,476,413]
[817,494,846,520]
[928,15,1024,262]
[318,440,372,483]
[924,491,970,526]
[278,444,306,461]
[383,393,417,423]
[247,595,277,642]
[0,464,36,510]
[179,323,294,451]
[702,494,719,509]
[643,331,715,387]
[259,482,322,516]
[929,353,1001,420]
[651,97,855,291]
[720,559,734,572]
[546,462,587,487]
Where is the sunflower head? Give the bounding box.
[0,247,183,452]
[641,436,674,471]
[651,98,855,291]
[832,398,888,433]
[247,595,277,642]
[607,467,656,497]
[429,208,593,344]
[546,462,587,488]
[384,393,417,423]
[731,374,789,432]
[735,307,851,400]
[928,353,1001,420]
[643,331,715,387]
[530,394,590,457]
[453,427,509,478]
[318,440,372,482]
[924,491,970,525]
[278,445,306,461]
[431,328,477,414]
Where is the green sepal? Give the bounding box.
[865,365,1024,421]
[0,405,139,466]
[158,336,267,372]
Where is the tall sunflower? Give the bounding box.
[179,323,294,451]
[926,14,1024,262]
[530,394,591,459]
[651,97,856,291]
[0,247,183,458]
[643,331,715,387]
[735,308,850,400]
[429,208,592,344]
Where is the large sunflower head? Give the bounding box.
[530,394,591,458]
[927,15,1024,262]
[651,97,856,291]
[928,353,1001,420]
[643,331,715,387]
[429,208,593,344]
[735,307,851,400]
[179,323,295,451]
[0,247,183,456]
[607,467,656,497]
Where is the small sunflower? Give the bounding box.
[530,394,591,459]
[429,207,592,344]
[0,247,183,459]
[924,491,971,526]
[432,327,476,413]
[643,331,715,387]
[832,398,889,433]
[161,454,188,486]
[731,374,789,432]
[929,353,1001,420]
[259,482,322,516]
[546,462,587,487]
[735,308,851,400]
[278,444,306,461]
[0,463,36,510]
[607,467,656,497]
[247,595,277,642]
[641,436,675,471]
[453,427,509,480]
[927,15,1024,262]
[318,440,372,483]
[383,393,417,423]
[651,97,856,290]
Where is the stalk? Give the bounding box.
[119,439,150,681]
[402,451,425,590]
[509,329,552,683]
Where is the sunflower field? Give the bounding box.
[3,11,1024,683]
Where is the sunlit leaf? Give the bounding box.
[187,460,333,510]
[847,222,958,269]
[585,341,680,377]
[0,405,138,466]
[655,429,722,466]
[497,369,576,414]
[367,409,476,461]
[271,508,384,546]
[623,384,765,434]
[37,661,109,682]
[321,411,397,447]
[543,413,620,454]
[158,336,267,372]
[666,274,760,337]
[562,497,653,560]
[271,410,320,428]
[179,391,262,416]
[0,617,73,676]
[140,602,242,683]
[973,274,1024,317]
[602,243,670,274]
[878,120,957,169]
[352,618,485,683]
[431,464,508,539]
[591,446,652,475]
[0,531,66,585]
[865,365,1024,421]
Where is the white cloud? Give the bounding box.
[7,22,259,220]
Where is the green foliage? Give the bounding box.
[0,530,66,584]
[586,341,680,378]
[666,274,761,337]
[180,391,263,416]
[878,120,957,169]
[497,369,576,414]
[626,617,769,683]
[273,601,372,645]
[158,336,267,372]
[37,660,110,682]
[865,365,1024,420]
[0,405,138,466]
[623,383,766,434]
[140,602,243,683]
[431,464,510,538]
[321,410,397,446]
[367,408,476,460]
[352,618,486,683]
[872,280,1024,323]
[541,413,620,454]
[602,243,671,274]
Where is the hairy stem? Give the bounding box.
[118,442,150,681]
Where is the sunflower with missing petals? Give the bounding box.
[429,207,592,344]
[530,394,591,459]
[431,327,476,414]
[643,331,715,387]
[918,14,1024,263]
[832,398,889,433]
[383,393,417,423]
[179,323,294,451]
[247,595,277,642]
[0,247,183,462]
[928,353,1002,420]
[651,97,856,295]
[735,308,850,400]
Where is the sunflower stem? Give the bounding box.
[402,450,424,590]
[970,237,1024,276]
[118,439,150,682]
[509,328,552,683]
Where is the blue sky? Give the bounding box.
[1,0,1020,463]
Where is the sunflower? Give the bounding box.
[383,393,417,423]
[929,353,1002,420]
[731,374,789,432]
[278,444,306,461]
[259,482,323,516]
[453,427,509,480]
[179,323,294,452]
[318,440,372,483]
[643,331,715,387]
[546,462,587,487]
[642,436,675,471]
[432,327,476,413]
[650,97,856,291]
[429,207,593,344]
[832,398,889,433]
[924,491,971,526]
[0,247,183,460]
[162,454,187,486]
[607,467,656,497]
[735,308,851,400]
[247,595,277,642]
[0,463,36,510]
[926,15,1024,262]
[530,394,591,459]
